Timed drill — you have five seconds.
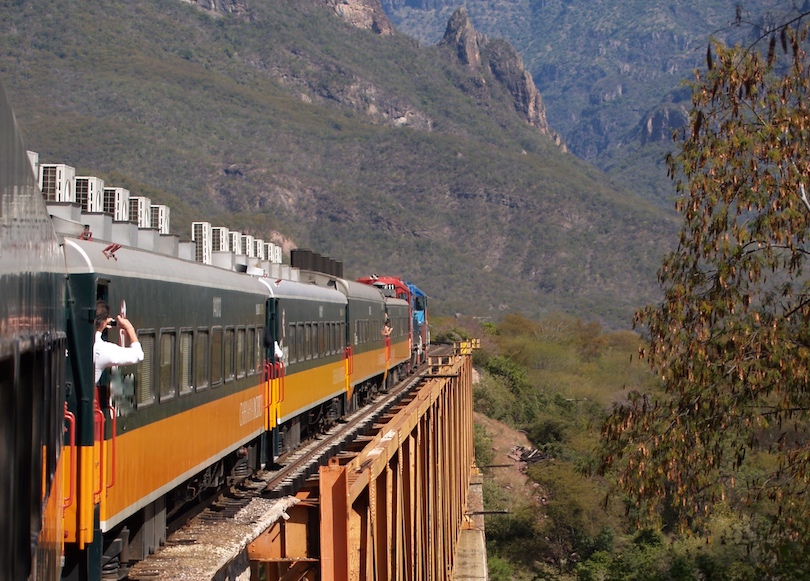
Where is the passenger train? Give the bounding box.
[0,77,429,580]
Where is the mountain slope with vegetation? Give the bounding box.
[381,0,797,205]
[0,0,676,327]
[440,314,763,579]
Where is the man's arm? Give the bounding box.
[117,315,139,346]
[97,316,144,369]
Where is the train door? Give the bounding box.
[263,298,282,463]
[344,299,356,410]
[62,277,108,580]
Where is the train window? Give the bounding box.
[136,332,155,407]
[318,322,325,357]
[159,331,175,402]
[246,327,255,377]
[313,323,320,359]
[179,330,193,396]
[340,322,346,351]
[237,327,246,379]
[225,327,235,383]
[318,322,331,357]
[335,322,340,354]
[211,327,223,387]
[287,324,296,363]
[297,323,305,362]
[196,329,209,391]
[255,326,263,372]
[308,323,313,357]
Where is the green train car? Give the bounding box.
[59,234,412,579]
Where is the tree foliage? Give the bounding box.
[599,17,810,571]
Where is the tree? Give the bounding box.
[598,14,810,573]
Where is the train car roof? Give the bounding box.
[385,297,409,309]
[63,238,345,303]
[257,277,346,303]
[332,277,386,303]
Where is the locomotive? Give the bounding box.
[0,77,429,580]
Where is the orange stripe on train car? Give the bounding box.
[277,359,346,423]
[99,384,266,530]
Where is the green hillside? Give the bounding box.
[0,0,677,327]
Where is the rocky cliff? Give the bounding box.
[189,0,395,33]
[438,8,564,148]
[638,104,689,146]
[186,0,250,17]
[186,1,559,145]
[380,0,452,10]
[324,0,396,35]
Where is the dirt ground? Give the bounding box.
[471,359,547,509]
[474,412,546,501]
[472,367,534,492]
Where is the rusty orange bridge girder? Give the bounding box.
[248,340,481,581]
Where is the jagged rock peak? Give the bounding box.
[439,8,564,148]
[485,39,551,134]
[323,0,396,36]
[439,7,483,68]
[184,0,251,17]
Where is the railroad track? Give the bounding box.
[126,344,452,580]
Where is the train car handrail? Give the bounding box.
[273,361,286,403]
[106,404,117,490]
[262,361,273,432]
[263,361,273,406]
[93,394,105,498]
[344,346,353,375]
[63,403,76,510]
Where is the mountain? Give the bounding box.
[381,0,798,205]
[0,0,677,328]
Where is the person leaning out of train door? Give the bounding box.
[93,300,144,384]
[382,315,392,338]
